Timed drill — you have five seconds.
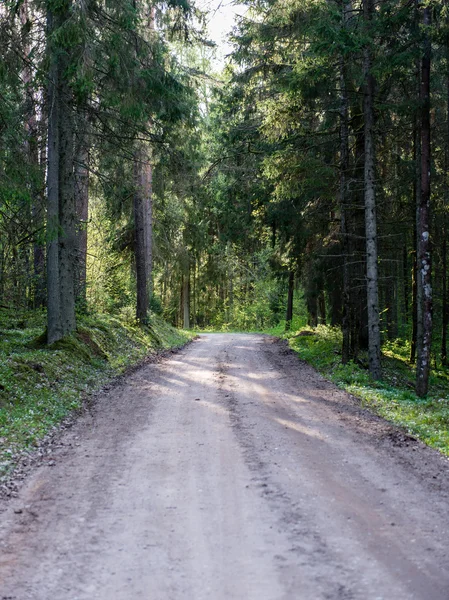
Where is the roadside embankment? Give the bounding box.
[0,309,192,483]
[282,324,449,458]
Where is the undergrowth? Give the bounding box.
[0,309,192,478]
[275,324,449,457]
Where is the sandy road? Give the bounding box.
[0,334,449,600]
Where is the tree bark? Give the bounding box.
[46,9,62,344]
[58,29,76,337]
[443,47,449,367]
[35,106,48,309]
[363,0,381,379]
[144,160,153,300]
[132,3,154,325]
[46,0,77,343]
[442,232,447,366]
[285,270,294,331]
[182,274,190,329]
[402,243,408,329]
[192,258,197,328]
[411,3,422,364]
[133,144,150,324]
[307,295,318,328]
[410,125,420,363]
[20,0,45,308]
[318,292,326,326]
[416,6,432,397]
[340,0,351,364]
[74,116,90,309]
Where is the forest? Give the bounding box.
[1,0,449,432]
[3,2,449,594]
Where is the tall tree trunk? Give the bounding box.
[402,242,408,328]
[133,144,150,324]
[144,159,153,300]
[410,121,420,363]
[192,258,197,327]
[46,9,62,344]
[35,108,47,309]
[182,274,190,329]
[74,128,89,309]
[307,295,318,328]
[442,233,448,366]
[340,0,351,364]
[228,254,233,322]
[132,3,154,325]
[330,280,342,327]
[285,270,294,331]
[411,6,422,364]
[363,0,381,379]
[58,30,76,337]
[416,6,432,397]
[20,0,45,308]
[410,235,418,362]
[442,47,449,367]
[318,292,326,326]
[33,207,46,308]
[46,0,76,342]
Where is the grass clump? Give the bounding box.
[282,325,449,457]
[0,310,192,477]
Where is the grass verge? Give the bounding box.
[0,309,192,478]
[270,324,449,457]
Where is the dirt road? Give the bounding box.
[0,334,448,599]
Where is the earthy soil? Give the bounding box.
[0,333,448,599]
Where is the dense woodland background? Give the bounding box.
[0,0,448,397]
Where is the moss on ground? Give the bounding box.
[0,309,192,477]
[272,324,449,457]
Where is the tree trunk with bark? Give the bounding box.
[410,130,420,364]
[318,292,326,326]
[58,31,76,337]
[443,47,449,367]
[416,6,432,397]
[20,0,45,308]
[442,233,447,366]
[411,6,422,363]
[144,161,153,299]
[46,9,62,344]
[363,0,381,379]
[46,0,77,343]
[402,243,409,329]
[132,3,154,325]
[74,103,90,310]
[307,295,318,328]
[285,270,294,331]
[133,144,152,324]
[340,1,350,362]
[192,259,197,328]
[182,274,190,329]
[35,107,48,309]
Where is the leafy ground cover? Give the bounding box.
[0,308,192,477]
[268,322,449,457]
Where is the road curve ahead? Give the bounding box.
[0,333,448,599]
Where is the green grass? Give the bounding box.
[0,309,192,477]
[276,324,449,457]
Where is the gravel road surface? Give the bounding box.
[0,333,448,599]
